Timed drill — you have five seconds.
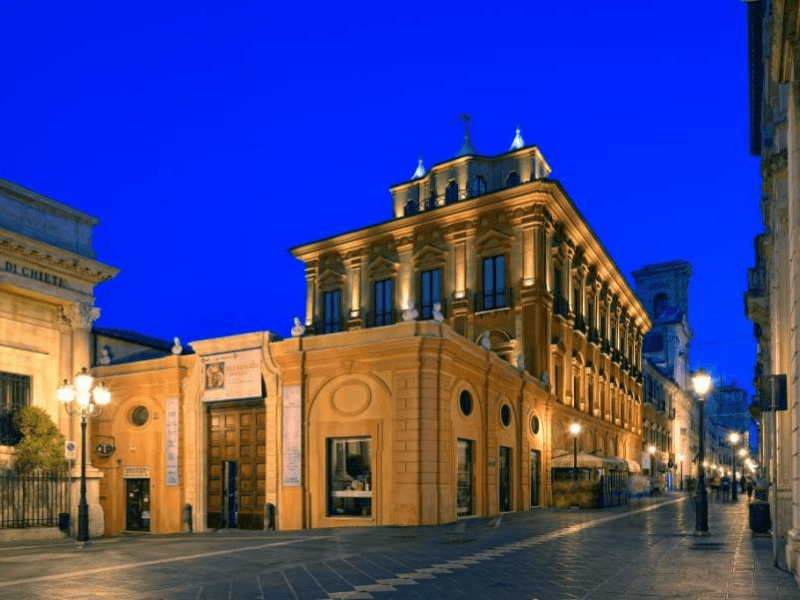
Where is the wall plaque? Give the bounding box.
[201,348,261,402]
[282,385,302,486]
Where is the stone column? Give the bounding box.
[304,265,316,328]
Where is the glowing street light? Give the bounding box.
[57,367,110,543]
[729,432,740,501]
[569,422,581,481]
[692,368,712,533]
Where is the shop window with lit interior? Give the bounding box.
[0,372,30,445]
[372,278,394,326]
[420,268,442,320]
[457,439,474,516]
[481,255,506,310]
[322,289,342,333]
[328,438,372,517]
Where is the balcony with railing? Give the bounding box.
[365,309,397,328]
[313,318,344,334]
[420,298,447,321]
[474,288,513,312]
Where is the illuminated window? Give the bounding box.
[328,438,372,517]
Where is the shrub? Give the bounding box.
[12,406,67,473]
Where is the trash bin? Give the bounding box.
[749,500,771,533]
[58,512,70,531]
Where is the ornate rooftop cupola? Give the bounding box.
[456,114,477,157]
[509,125,525,151]
[411,155,426,180]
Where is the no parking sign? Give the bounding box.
[65,440,76,460]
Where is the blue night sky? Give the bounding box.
[0,2,760,395]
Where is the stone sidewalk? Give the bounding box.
[0,494,798,599]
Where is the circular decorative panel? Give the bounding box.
[331,381,372,416]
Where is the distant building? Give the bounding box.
[633,261,694,490]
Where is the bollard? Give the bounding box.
[264,503,276,531]
[182,503,192,532]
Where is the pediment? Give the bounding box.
[412,243,447,269]
[366,254,399,279]
[318,266,346,290]
[474,228,514,254]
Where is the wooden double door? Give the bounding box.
[207,402,266,529]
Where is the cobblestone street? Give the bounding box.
[0,495,797,600]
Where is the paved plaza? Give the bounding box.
[0,494,798,600]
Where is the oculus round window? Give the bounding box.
[131,406,149,427]
[459,390,473,416]
[530,414,540,435]
[500,404,512,427]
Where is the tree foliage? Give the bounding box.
[12,406,66,472]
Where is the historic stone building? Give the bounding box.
[0,177,117,536]
[746,0,800,574]
[87,127,651,533]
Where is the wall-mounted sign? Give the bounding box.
[123,466,151,479]
[4,261,64,287]
[64,440,76,460]
[201,348,261,402]
[165,397,179,486]
[282,385,302,487]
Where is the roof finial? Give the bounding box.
[411,154,426,179]
[456,113,477,156]
[509,124,525,150]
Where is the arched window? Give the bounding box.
[505,172,520,187]
[403,198,418,216]
[653,293,668,317]
[425,189,437,211]
[470,175,487,197]
[445,181,458,204]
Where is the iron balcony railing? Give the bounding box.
[474,288,513,312]
[365,309,397,328]
[313,319,344,334]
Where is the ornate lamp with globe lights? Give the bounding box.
[57,368,111,542]
[692,368,712,533]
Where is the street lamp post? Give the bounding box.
[57,367,110,542]
[648,445,657,494]
[569,422,581,481]
[729,432,740,501]
[692,368,712,534]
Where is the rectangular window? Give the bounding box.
[588,382,595,414]
[457,439,474,516]
[327,438,372,517]
[323,290,342,333]
[553,267,563,314]
[373,279,394,326]
[482,255,506,310]
[0,372,31,446]
[499,446,512,512]
[420,269,441,320]
[573,375,580,408]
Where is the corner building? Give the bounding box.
[91,130,651,532]
[283,130,651,527]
